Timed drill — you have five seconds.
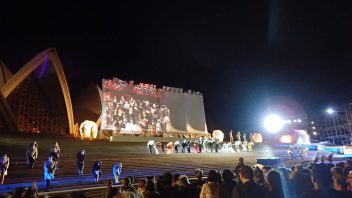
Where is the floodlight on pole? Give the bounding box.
[264,114,283,133]
[326,108,334,114]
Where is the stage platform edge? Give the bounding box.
[109,135,200,142]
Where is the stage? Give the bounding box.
[0,133,349,194]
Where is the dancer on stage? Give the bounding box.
[166,142,174,154]
[113,162,122,184]
[26,141,38,168]
[174,141,180,153]
[288,145,294,159]
[49,142,61,168]
[193,141,200,153]
[229,130,233,142]
[181,140,187,153]
[236,131,241,141]
[76,149,86,175]
[147,140,155,154]
[0,153,9,184]
[186,140,192,153]
[44,156,55,189]
[92,161,102,182]
[198,137,204,153]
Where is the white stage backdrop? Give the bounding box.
[101,78,207,134]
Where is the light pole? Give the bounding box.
[326,108,338,144]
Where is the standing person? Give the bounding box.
[229,130,234,142]
[220,169,237,198]
[174,141,180,153]
[249,133,254,143]
[0,154,10,184]
[288,145,294,160]
[327,152,334,164]
[26,141,38,168]
[193,141,200,153]
[190,169,205,198]
[181,140,187,153]
[234,157,245,177]
[49,142,61,168]
[73,122,79,137]
[186,141,191,153]
[242,133,247,142]
[76,149,85,175]
[236,131,241,142]
[43,156,55,190]
[200,170,220,198]
[147,140,155,154]
[198,137,204,153]
[267,170,285,198]
[92,161,102,182]
[80,124,86,140]
[113,162,122,184]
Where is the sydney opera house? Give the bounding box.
[0,48,97,136]
[0,48,207,139]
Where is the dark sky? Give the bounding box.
[1,1,352,132]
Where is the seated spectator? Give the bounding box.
[347,171,352,192]
[344,160,352,176]
[299,164,339,198]
[231,165,267,198]
[173,173,180,187]
[333,177,347,192]
[190,169,205,198]
[216,171,223,184]
[331,167,345,181]
[290,165,312,196]
[267,170,286,198]
[160,172,178,198]
[144,179,160,198]
[178,175,192,198]
[261,166,271,175]
[137,178,147,194]
[200,170,220,198]
[220,169,237,198]
[253,167,266,186]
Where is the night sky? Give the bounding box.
[1,1,352,132]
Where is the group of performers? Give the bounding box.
[287,144,309,160]
[146,131,256,154]
[102,95,171,135]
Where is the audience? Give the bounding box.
[266,170,285,198]
[231,165,267,198]
[200,170,220,198]
[220,169,237,198]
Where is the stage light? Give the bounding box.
[326,108,334,114]
[280,135,292,143]
[311,121,314,124]
[293,120,297,123]
[264,114,283,133]
[313,131,317,135]
[297,119,302,123]
[312,126,316,130]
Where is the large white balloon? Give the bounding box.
[79,120,98,139]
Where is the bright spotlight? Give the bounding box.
[264,114,283,133]
[297,119,302,123]
[313,131,317,135]
[326,108,334,114]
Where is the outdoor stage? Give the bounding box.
[0,133,344,194]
